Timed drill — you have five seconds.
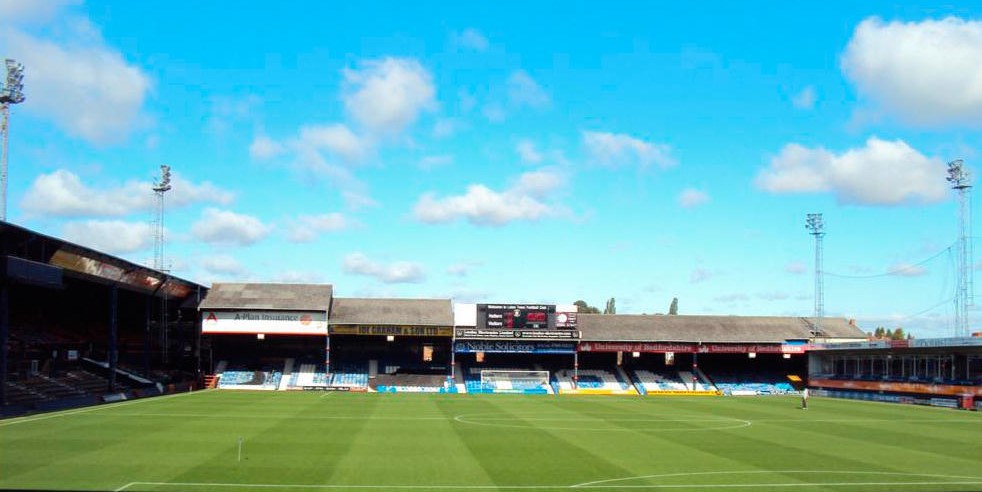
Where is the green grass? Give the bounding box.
[1,391,981,491]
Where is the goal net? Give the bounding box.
[480,370,551,390]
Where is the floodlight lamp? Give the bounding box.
[1,59,25,104]
[153,164,172,192]
[947,159,969,188]
[805,213,824,235]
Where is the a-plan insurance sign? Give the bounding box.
[201,310,327,335]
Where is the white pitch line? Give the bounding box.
[112,480,982,491]
[0,389,210,427]
[572,470,982,488]
[106,413,451,421]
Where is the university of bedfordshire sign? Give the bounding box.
[201,310,327,335]
[577,342,806,354]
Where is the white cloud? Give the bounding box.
[455,28,489,51]
[792,86,816,110]
[432,118,459,138]
[0,0,79,24]
[249,134,285,160]
[690,267,713,284]
[842,16,982,126]
[200,254,246,276]
[287,213,348,242]
[516,139,543,163]
[758,291,791,301]
[507,70,550,109]
[413,170,565,226]
[20,170,234,218]
[482,103,507,123]
[678,188,710,208]
[2,28,151,144]
[253,125,374,207]
[62,220,152,254]
[342,252,426,283]
[297,124,370,163]
[513,170,564,196]
[583,131,676,168]
[419,154,453,170]
[447,260,482,277]
[714,293,749,303]
[341,191,378,210]
[888,262,928,277]
[206,95,261,137]
[342,57,436,135]
[269,270,326,284]
[168,174,236,209]
[786,261,807,275]
[755,137,948,205]
[191,208,271,246]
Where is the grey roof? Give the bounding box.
[198,283,332,311]
[577,314,865,343]
[330,298,453,326]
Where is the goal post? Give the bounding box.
[480,370,551,389]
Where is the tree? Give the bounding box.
[874,327,885,339]
[892,327,905,340]
[574,300,600,314]
[668,297,679,315]
[603,297,616,315]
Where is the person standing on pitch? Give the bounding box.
[801,387,809,409]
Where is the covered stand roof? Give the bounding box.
[199,283,333,311]
[578,314,864,343]
[1,219,204,300]
[330,298,453,326]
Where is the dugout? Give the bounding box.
[328,298,453,383]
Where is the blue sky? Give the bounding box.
[3,1,982,337]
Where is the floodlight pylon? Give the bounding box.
[0,58,26,222]
[947,160,972,337]
[152,165,172,272]
[806,213,825,336]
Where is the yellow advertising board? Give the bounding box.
[330,325,453,337]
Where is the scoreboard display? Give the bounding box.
[477,304,556,330]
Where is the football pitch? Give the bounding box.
[1,391,980,492]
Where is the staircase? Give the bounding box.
[204,374,220,389]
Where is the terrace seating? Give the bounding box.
[330,372,368,387]
[554,369,629,392]
[218,370,280,390]
[708,372,796,395]
[634,370,689,392]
